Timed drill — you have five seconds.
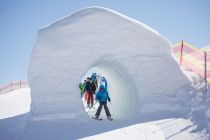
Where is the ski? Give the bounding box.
[87,102,98,113]
[107,117,113,121]
[92,116,102,121]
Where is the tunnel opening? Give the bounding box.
[80,58,139,120]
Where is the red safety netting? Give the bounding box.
[172,41,210,82]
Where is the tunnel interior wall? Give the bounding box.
[83,58,139,119]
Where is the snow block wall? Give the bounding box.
[28,7,191,120]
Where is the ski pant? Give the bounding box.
[95,102,111,117]
[87,94,94,106]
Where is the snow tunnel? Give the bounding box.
[80,58,138,119]
[28,7,191,121]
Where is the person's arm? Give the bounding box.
[79,84,82,93]
[83,83,86,92]
[107,91,111,102]
[104,79,108,91]
[95,79,98,89]
[93,84,96,93]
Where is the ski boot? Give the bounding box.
[107,116,113,121]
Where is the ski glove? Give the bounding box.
[108,97,111,102]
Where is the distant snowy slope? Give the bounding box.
[0,88,31,119]
[0,88,31,140]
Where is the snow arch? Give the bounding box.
[28,7,191,120]
[82,57,139,119]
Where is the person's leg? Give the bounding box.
[87,93,90,107]
[85,92,88,101]
[104,102,111,117]
[95,102,103,117]
[90,94,94,107]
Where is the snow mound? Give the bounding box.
[28,7,191,120]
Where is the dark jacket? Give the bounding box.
[86,81,96,95]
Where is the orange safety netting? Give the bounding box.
[172,41,210,82]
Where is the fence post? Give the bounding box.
[204,51,208,93]
[204,51,208,105]
[11,81,12,91]
[180,40,184,66]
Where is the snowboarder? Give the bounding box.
[94,85,113,120]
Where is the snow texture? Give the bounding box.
[0,88,31,119]
[0,88,31,140]
[1,87,208,140]
[28,7,191,121]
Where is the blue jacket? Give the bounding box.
[95,85,110,103]
[83,82,86,92]
[91,73,97,82]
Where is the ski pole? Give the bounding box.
[87,101,99,113]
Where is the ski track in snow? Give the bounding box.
[79,123,165,140]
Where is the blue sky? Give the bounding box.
[0,0,210,84]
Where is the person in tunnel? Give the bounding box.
[79,83,84,97]
[100,77,108,91]
[83,80,87,93]
[94,85,113,120]
[84,78,90,102]
[91,73,98,89]
[86,78,96,108]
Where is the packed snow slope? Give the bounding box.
[0,88,31,140]
[1,86,209,140]
[0,88,31,119]
[28,7,191,121]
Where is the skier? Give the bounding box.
[83,80,87,93]
[100,77,108,91]
[86,78,96,108]
[84,78,90,92]
[91,73,98,89]
[94,85,113,120]
[79,83,84,97]
[84,78,90,103]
